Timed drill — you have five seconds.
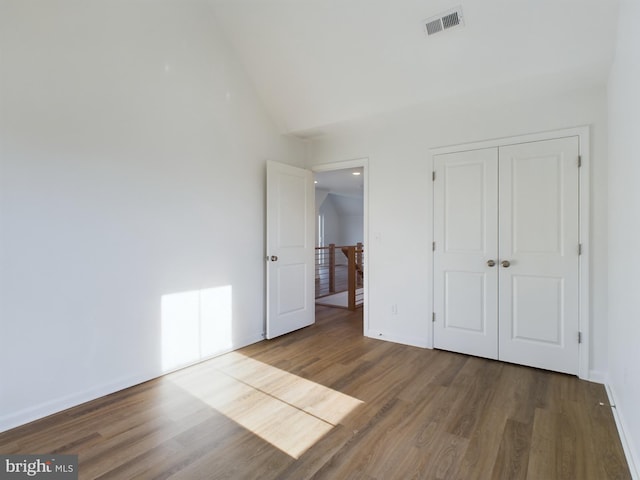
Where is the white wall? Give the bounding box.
[338,213,364,247]
[333,195,364,246]
[0,1,304,431]
[318,195,341,247]
[607,0,640,473]
[307,82,610,366]
[319,194,363,247]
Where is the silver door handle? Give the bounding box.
[501,260,511,268]
[270,255,278,262]
[487,260,496,267]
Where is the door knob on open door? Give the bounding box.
[487,260,496,267]
[501,260,511,268]
[270,255,278,261]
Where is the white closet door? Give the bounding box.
[498,137,580,374]
[433,148,499,360]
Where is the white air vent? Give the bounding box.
[423,6,464,37]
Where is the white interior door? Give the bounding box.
[266,161,315,339]
[433,136,580,375]
[498,137,580,374]
[433,148,499,360]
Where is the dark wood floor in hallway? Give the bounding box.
[0,306,631,479]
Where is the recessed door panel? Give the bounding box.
[444,162,486,253]
[277,264,307,315]
[512,275,563,345]
[511,154,563,255]
[277,174,307,248]
[445,271,486,332]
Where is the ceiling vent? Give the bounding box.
[423,6,464,37]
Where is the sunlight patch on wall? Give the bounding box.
[168,351,363,458]
[161,285,233,372]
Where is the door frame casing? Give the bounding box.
[312,158,369,337]
[429,127,590,379]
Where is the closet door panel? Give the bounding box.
[498,137,580,374]
[433,148,499,360]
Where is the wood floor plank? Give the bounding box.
[444,357,503,439]
[526,408,563,479]
[0,305,631,479]
[491,418,533,480]
[560,399,606,480]
[452,405,509,480]
[585,401,632,479]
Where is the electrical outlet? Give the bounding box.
[391,304,398,315]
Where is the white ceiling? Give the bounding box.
[209,0,619,135]
[316,169,364,217]
[315,168,364,198]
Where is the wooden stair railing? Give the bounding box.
[341,244,364,279]
[315,243,364,310]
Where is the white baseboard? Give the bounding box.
[0,333,265,434]
[588,369,608,384]
[605,383,639,480]
[0,371,154,434]
[365,329,430,349]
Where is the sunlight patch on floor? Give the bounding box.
[169,352,363,459]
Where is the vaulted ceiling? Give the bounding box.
[209,0,619,135]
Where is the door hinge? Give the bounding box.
[578,155,582,168]
[432,241,436,251]
[578,243,582,255]
[432,312,436,323]
[432,171,436,181]
[578,331,582,344]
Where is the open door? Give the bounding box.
[266,161,315,339]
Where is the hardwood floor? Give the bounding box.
[0,306,631,479]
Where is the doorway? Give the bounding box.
[313,160,369,331]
